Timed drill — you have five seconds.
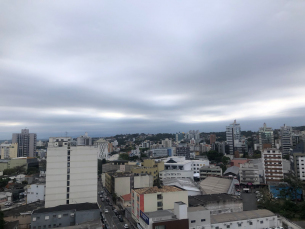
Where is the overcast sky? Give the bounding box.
[1,1,305,139]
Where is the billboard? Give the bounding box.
[140,210,149,225]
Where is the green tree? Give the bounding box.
[222,156,230,166]
[284,172,303,203]
[119,153,129,160]
[0,211,4,229]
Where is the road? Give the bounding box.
[98,183,128,229]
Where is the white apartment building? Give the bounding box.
[163,157,209,174]
[159,170,194,180]
[281,124,292,155]
[26,183,45,204]
[239,163,260,185]
[95,138,109,160]
[162,138,172,148]
[45,138,98,208]
[0,143,18,159]
[262,148,284,184]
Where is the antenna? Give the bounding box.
[65,131,68,137]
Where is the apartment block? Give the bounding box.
[239,163,260,185]
[159,170,194,180]
[12,129,37,157]
[131,159,164,182]
[176,146,191,160]
[281,124,292,155]
[0,143,18,159]
[258,123,274,150]
[262,148,284,184]
[199,165,222,179]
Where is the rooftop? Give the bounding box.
[210,209,275,224]
[224,166,240,175]
[134,186,184,194]
[162,178,200,192]
[121,193,131,201]
[188,206,206,212]
[33,203,99,214]
[189,194,241,207]
[199,177,233,194]
[144,209,174,218]
[231,158,248,161]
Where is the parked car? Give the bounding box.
[124,224,129,229]
[118,215,123,222]
[108,202,113,206]
[100,194,103,198]
[105,209,109,213]
[101,198,105,202]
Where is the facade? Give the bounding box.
[161,138,172,148]
[175,132,184,142]
[199,165,222,179]
[95,138,109,160]
[150,148,169,158]
[131,186,188,222]
[226,120,241,155]
[12,129,37,157]
[230,158,249,167]
[239,163,260,185]
[159,170,194,180]
[45,138,98,208]
[163,157,209,174]
[0,143,18,159]
[290,142,305,180]
[176,146,191,159]
[76,132,92,146]
[185,130,200,140]
[105,171,153,197]
[259,123,274,150]
[26,183,46,204]
[131,159,164,182]
[210,134,216,145]
[281,124,292,155]
[262,148,284,184]
[31,203,100,229]
[0,157,38,172]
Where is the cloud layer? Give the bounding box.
[1,1,305,138]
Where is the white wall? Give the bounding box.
[27,184,45,204]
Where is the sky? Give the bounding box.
[1,1,305,139]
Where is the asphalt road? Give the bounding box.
[98,183,128,229]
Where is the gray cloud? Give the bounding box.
[1,0,305,139]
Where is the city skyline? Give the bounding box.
[1,1,305,139]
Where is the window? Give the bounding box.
[191,220,196,223]
[249,222,253,225]
[227,226,230,228]
[67,194,69,199]
[260,221,263,224]
[58,215,62,219]
[66,200,69,204]
[45,216,49,220]
[201,219,206,222]
[53,215,56,218]
[157,202,163,207]
[48,225,51,228]
[238,223,242,227]
[157,194,162,199]
[33,218,36,222]
[67,181,70,186]
[67,175,70,180]
[67,187,69,192]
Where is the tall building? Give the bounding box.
[95,138,109,160]
[12,129,37,157]
[280,124,292,155]
[76,132,92,146]
[226,120,241,155]
[0,143,18,159]
[262,148,284,184]
[162,138,172,148]
[290,142,305,181]
[45,137,98,208]
[210,134,216,145]
[175,132,184,142]
[258,123,274,150]
[176,146,190,160]
[185,130,200,140]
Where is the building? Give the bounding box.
[45,137,98,208]
[0,157,39,172]
[262,148,284,184]
[223,166,239,177]
[137,202,189,229]
[259,123,274,150]
[290,142,305,181]
[188,193,243,214]
[159,170,194,180]
[131,159,164,182]
[76,132,92,146]
[150,148,169,158]
[102,161,137,173]
[188,205,211,229]
[230,158,249,167]
[175,132,184,142]
[0,143,18,159]
[199,165,222,179]
[161,138,172,148]
[26,183,45,204]
[31,203,100,229]
[185,130,200,140]
[210,134,216,145]
[105,171,153,197]
[226,120,241,155]
[163,157,209,174]
[95,138,109,160]
[162,178,201,196]
[176,146,191,159]
[131,186,188,222]
[239,163,260,186]
[281,124,292,155]
[199,177,235,195]
[119,193,132,208]
[12,129,37,157]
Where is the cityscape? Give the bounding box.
[1,1,305,229]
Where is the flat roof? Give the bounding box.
[189,194,241,207]
[33,203,99,214]
[144,209,174,218]
[211,209,275,224]
[199,177,232,194]
[134,186,184,195]
[188,206,206,212]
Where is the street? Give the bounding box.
[97,182,129,229]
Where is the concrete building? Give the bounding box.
[159,170,194,180]
[259,123,274,150]
[290,142,305,181]
[239,163,260,186]
[175,132,184,142]
[230,158,249,167]
[0,143,18,159]
[189,193,243,214]
[12,129,37,157]
[76,132,92,146]
[162,178,201,196]
[210,134,216,145]
[161,138,172,148]
[26,183,45,204]
[95,138,109,160]
[45,137,98,208]
[226,120,241,155]
[262,148,284,184]
[131,186,188,222]
[102,161,137,173]
[31,203,100,229]
[199,165,222,179]
[131,159,164,182]
[281,124,293,155]
[185,130,200,140]
[0,157,38,172]
[105,171,153,197]
[223,166,239,177]
[150,148,169,158]
[163,157,209,174]
[176,146,191,159]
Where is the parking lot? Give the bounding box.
[241,192,258,211]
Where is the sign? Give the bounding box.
[140,210,149,225]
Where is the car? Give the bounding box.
[255,190,261,194]
[108,202,113,206]
[124,224,129,229]
[101,191,104,194]
[5,202,12,206]
[100,195,103,198]
[104,209,109,213]
[101,198,105,202]
[118,215,123,222]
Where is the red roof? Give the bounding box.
[121,193,131,201]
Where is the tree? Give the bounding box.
[119,153,129,160]
[0,211,4,229]
[284,172,303,203]
[222,156,230,166]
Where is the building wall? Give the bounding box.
[9,158,27,170]
[159,170,194,180]
[188,209,210,229]
[134,175,153,189]
[0,162,8,171]
[27,184,45,204]
[75,209,100,224]
[152,219,189,229]
[206,200,243,215]
[0,143,18,159]
[115,177,131,197]
[262,148,284,184]
[163,191,188,210]
[12,129,37,157]
[31,210,75,228]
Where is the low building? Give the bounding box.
[26,183,45,204]
[223,166,239,177]
[31,203,100,229]
[162,156,209,174]
[199,165,222,179]
[105,171,153,197]
[189,193,243,215]
[131,159,164,182]
[102,161,137,173]
[239,163,260,186]
[0,157,39,172]
[131,186,188,222]
[162,178,201,196]
[199,177,235,195]
[188,206,211,229]
[119,193,131,208]
[159,170,194,180]
[230,158,249,167]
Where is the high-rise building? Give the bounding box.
[0,143,18,159]
[12,129,37,157]
[76,132,92,146]
[280,124,292,155]
[175,132,184,142]
[176,146,191,160]
[95,138,109,160]
[258,123,274,150]
[290,142,305,181]
[45,137,98,208]
[262,148,284,184]
[185,130,200,140]
[162,138,172,148]
[226,120,241,155]
[210,134,216,145]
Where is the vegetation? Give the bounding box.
[3,165,26,176]
[0,211,4,229]
[0,178,10,190]
[27,167,40,175]
[119,153,130,161]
